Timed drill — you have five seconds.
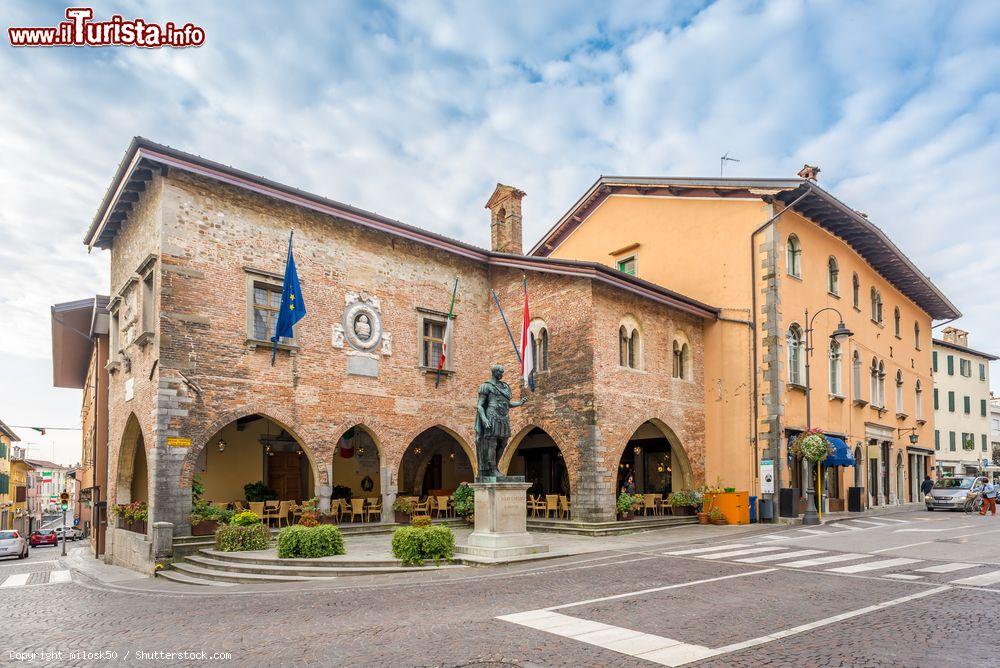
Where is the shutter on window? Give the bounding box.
[949,431,956,451]
[933,388,939,410]
[948,392,955,412]
[947,355,954,375]
[935,430,940,450]
[982,399,988,417]
[932,351,938,372]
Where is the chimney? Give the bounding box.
[485,183,526,255]
[797,164,821,181]
[941,327,969,347]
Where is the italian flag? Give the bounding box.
[520,277,535,391]
[435,277,459,387]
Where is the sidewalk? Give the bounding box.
[774,501,925,525]
[59,544,147,586]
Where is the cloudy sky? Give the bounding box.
[2,0,998,465]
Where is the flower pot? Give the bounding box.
[318,515,338,525]
[394,511,411,525]
[190,520,218,536]
[617,511,634,521]
[711,517,728,525]
[696,512,709,524]
[671,505,695,517]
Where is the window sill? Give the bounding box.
[852,398,868,408]
[827,291,840,299]
[135,331,154,348]
[896,412,909,420]
[916,418,926,426]
[829,393,846,402]
[246,338,299,352]
[105,361,121,374]
[786,382,807,394]
[786,273,803,282]
[420,367,453,376]
[853,306,861,313]
[871,319,884,328]
[618,365,645,373]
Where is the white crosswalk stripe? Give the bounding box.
[826,558,921,574]
[664,543,752,556]
[782,553,869,568]
[1,573,30,588]
[701,547,787,560]
[49,570,72,583]
[950,570,1000,587]
[914,563,979,574]
[885,573,923,580]
[735,549,826,564]
[827,522,862,531]
[796,528,834,536]
[848,519,890,527]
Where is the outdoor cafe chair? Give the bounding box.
[436,496,452,518]
[366,497,382,522]
[412,499,431,519]
[261,501,281,527]
[545,495,559,519]
[274,501,291,528]
[350,498,366,523]
[643,494,657,516]
[248,501,265,517]
[558,495,571,519]
[527,495,545,517]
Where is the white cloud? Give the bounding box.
[1,0,999,464]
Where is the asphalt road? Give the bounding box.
[2,508,998,667]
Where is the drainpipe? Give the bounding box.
[750,188,811,517]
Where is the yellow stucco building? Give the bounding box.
[0,420,21,530]
[531,173,959,513]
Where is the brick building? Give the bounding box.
[84,139,714,572]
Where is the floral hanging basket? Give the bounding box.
[790,429,834,462]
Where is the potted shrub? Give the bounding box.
[708,506,727,525]
[668,490,698,517]
[215,511,270,552]
[114,501,149,534]
[189,499,222,536]
[391,523,455,566]
[616,491,636,520]
[243,481,278,503]
[392,497,414,524]
[453,483,475,524]
[277,524,346,558]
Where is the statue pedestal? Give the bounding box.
[455,481,548,561]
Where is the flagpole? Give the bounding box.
[491,290,522,366]
[435,276,460,388]
[272,230,294,366]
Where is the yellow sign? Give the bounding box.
[166,437,192,448]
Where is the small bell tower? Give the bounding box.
[485,184,526,255]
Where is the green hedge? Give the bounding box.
[214,524,270,552]
[277,525,345,559]
[391,525,455,566]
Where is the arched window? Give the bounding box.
[870,288,883,324]
[672,341,682,378]
[681,343,690,380]
[870,358,879,407]
[829,340,842,395]
[852,350,862,402]
[893,307,901,337]
[532,327,549,372]
[878,360,886,407]
[618,320,641,370]
[914,322,921,350]
[786,235,802,278]
[828,256,839,295]
[852,273,860,309]
[895,370,904,413]
[915,380,923,419]
[787,325,804,385]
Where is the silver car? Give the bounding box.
[54,526,83,541]
[0,530,29,559]
[925,476,987,511]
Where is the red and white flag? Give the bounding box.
[519,278,535,390]
[437,316,453,372]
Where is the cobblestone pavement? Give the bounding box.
[2,509,997,667]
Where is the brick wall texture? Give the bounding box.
[103,170,707,537]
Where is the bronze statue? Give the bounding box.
[475,364,527,480]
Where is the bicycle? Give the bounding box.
[963,492,983,514]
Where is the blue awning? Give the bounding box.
[823,437,856,467]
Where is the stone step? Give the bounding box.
[169,561,340,584]
[187,553,451,577]
[527,516,697,536]
[200,548,409,569]
[156,569,235,587]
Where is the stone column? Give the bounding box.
[380,464,396,525]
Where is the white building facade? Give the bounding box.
[932,328,997,476]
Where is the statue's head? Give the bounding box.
[491,363,504,379]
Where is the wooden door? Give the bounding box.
[268,453,301,501]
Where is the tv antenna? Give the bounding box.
[720,153,740,176]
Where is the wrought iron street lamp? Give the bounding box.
[802,307,853,526]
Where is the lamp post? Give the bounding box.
[802,307,853,526]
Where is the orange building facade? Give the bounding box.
[531,175,959,512]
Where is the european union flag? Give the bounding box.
[271,231,306,365]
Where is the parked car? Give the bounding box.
[925,476,987,511]
[54,526,83,541]
[29,529,59,547]
[0,530,29,559]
